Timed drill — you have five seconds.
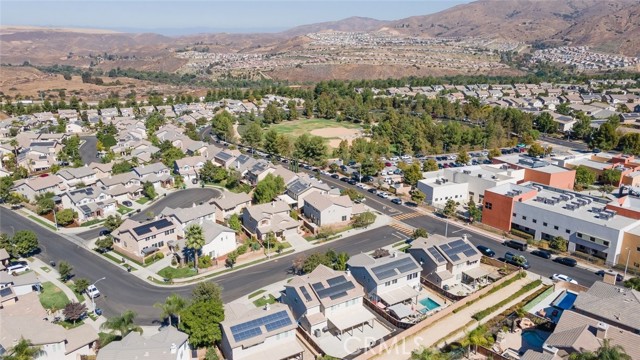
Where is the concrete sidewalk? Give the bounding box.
[371,273,543,360]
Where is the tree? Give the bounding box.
[456,150,470,165]
[179,298,225,348]
[111,160,134,174]
[443,199,458,218]
[402,162,423,186]
[192,282,223,303]
[104,214,124,231]
[302,252,333,273]
[353,211,376,228]
[411,190,426,204]
[372,248,391,259]
[228,214,242,233]
[35,193,55,215]
[468,199,482,223]
[568,339,631,360]
[411,347,448,360]
[95,237,114,252]
[142,181,157,199]
[241,121,263,149]
[527,142,545,157]
[199,161,227,184]
[56,208,76,226]
[155,293,187,326]
[100,310,143,337]
[58,261,73,282]
[341,188,364,202]
[575,166,597,187]
[253,174,285,204]
[623,277,640,290]
[63,302,87,324]
[550,236,568,252]
[0,176,14,202]
[74,278,89,295]
[294,134,327,165]
[185,224,205,273]
[413,228,429,239]
[572,115,593,141]
[601,169,621,186]
[423,159,438,172]
[2,338,43,360]
[334,252,349,271]
[488,148,501,159]
[11,230,39,257]
[535,112,556,134]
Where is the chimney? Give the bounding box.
[264,302,270,311]
[596,322,609,339]
[170,343,177,354]
[542,344,558,355]
[602,270,617,285]
[345,269,351,277]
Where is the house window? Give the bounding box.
[554,225,559,230]
[532,219,537,224]
[566,229,570,234]
[522,216,527,220]
[385,281,390,286]
[342,216,347,221]
[513,213,516,217]
[165,229,174,235]
[392,279,398,284]
[485,202,492,210]
[543,222,547,227]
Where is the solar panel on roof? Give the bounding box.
[428,247,446,263]
[0,287,12,297]
[463,249,478,257]
[300,286,313,302]
[329,291,348,300]
[315,280,355,299]
[326,275,347,287]
[230,310,291,342]
[371,257,417,280]
[133,218,173,236]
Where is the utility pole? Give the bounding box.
[624,247,631,280]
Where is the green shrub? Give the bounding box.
[472,280,542,320]
[510,228,533,240]
[155,252,165,260]
[251,242,261,251]
[237,244,248,255]
[198,255,213,269]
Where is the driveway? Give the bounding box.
[76,188,221,240]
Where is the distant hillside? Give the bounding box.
[282,16,390,36]
[386,0,638,47]
[558,2,640,56]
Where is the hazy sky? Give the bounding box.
[1,0,472,34]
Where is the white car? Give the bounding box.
[86,284,101,299]
[551,274,578,284]
[6,263,30,274]
[390,156,400,162]
[401,155,412,160]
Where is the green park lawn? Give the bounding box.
[270,118,361,137]
[158,266,197,279]
[39,282,70,310]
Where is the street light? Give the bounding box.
[90,277,106,311]
[623,247,631,280]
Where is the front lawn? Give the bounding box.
[81,218,106,227]
[39,282,70,310]
[252,294,277,307]
[117,205,134,215]
[28,215,57,231]
[157,266,197,279]
[136,197,151,205]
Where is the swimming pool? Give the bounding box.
[553,291,577,310]
[418,297,441,313]
[522,331,546,349]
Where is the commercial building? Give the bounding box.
[492,154,576,190]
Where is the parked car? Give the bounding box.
[340,177,350,182]
[7,263,30,274]
[391,198,403,205]
[551,274,578,284]
[122,200,133,207]
[347,179,357,185]
[86,284,101,298]
[331,174,340,179]
[555,257,577,267]
[503,240,528,251]
[476,245,495,257]
[377,192,389,198]
[362,176,374,183]
[504,252,530,269]
[595,270,624,282]
[531,250,551,259]
[99,229,111,237]
[385,162,392,167]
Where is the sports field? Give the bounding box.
[270,119,363,147]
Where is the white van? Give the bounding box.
[6,264,30,274]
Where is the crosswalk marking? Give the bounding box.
[392,212,422,221]
[389,222,414,235]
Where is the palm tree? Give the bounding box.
[100,310,143,338]
[9,139,19,168]
[185,224,205,273]
[3,337,43,360]
[154,293,187,327]
[569,339,631,360]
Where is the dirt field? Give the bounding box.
[310,127,363,148]
[270,119,363,148]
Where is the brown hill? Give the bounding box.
[282,16,390,36]
[386,0,637,44]
[558,2,640,56]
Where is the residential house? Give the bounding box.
[174,156,206,183]
[284,176,331,208]
[571,281,640,333]
[133,163,173,189]
[111,217,178,258]
[214,150,240,168]
[0,292,97,360]
[57,166,97,188]
[211,191,252,223]
[89,162,114,179]
[220,303,303,360]
[281,265,381,347]
[60,185,116,223]
[302,193,354,228]
[0,271,40,296]
[160,202,217,230]
[407,234,483,289]
[96,172,143,203]
[97,326,190,360]
[13,175,66,201]
[242,200,301,240]
[347,252,421,308]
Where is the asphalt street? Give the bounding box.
[0,207,408,324]
[76,188,221,240]
[539,135,589,152]
[79,135,98,165]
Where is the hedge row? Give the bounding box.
[472,279,542,320]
